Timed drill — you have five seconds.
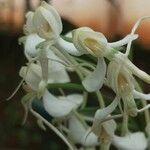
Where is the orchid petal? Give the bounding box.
[108,34,138,48]
[72,27,108,57]
[102,120,117,137]
[60,94,83,109]
[24,11,35,34]
[113,132,148,150]
[57,37,82,56]
[43,90,80,117]
[19,63,42,91]
[33,2,62,40]
[82,58,106,92]
[46,49,70,83]
[41,1,62,34]
[24,33,44,59]
[133,90,150,100]
[58,94,83,110]
[92,97,119,135]
[69,116,98,147]
[126,58,150,84]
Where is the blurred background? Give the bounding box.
[0,0,150,149]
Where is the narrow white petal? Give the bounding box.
[57,37,83,56]
[69,116,98,147]
[126,59,150,84]
[24,33,44,59]
[108,34,138,48]
[92,97,119,135]
[43,90,77,117]
[133,90,150,101]
[82,58,106,92]
[113,132,148,150]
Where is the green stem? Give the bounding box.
[121,112,129,136]
[121,101,129,136]
[81,92,88,109]
[60,35,73,43]
[96,91,105,108]
[73,110,88,129]
[100,142,111,150]
[47,83,86,92]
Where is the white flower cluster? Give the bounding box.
[17,2,150,150]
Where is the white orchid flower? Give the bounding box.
[24,1,62,41]
[43,90,83,118]
[32,1,62,40]
[19,62,80,118]
[68,27,138,92]
[22,29,71,86]
[19,49,70,94]
[107,52,150,116]
[72,27,138,58]
[91,97,119,136]
[107,16,150,116]
[112,132,148,150]
[19,63,42,92]
[68,115,98,147]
